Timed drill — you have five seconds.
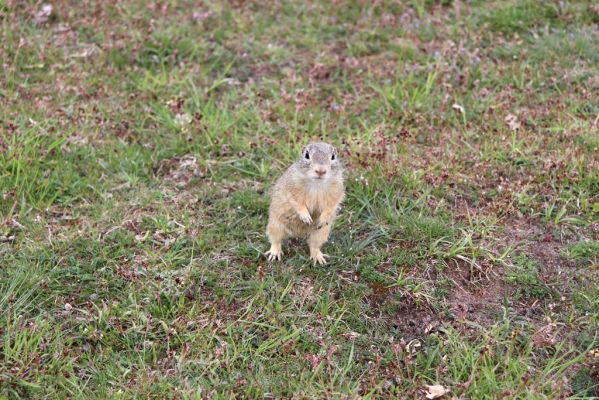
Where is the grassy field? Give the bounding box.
[1,0,598,398]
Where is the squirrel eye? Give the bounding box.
[305,151,310,160]
[331,153,336,160]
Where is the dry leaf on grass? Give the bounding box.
[34,4,53,25]
[452,104,465,114]
[424,384,450,399]
[504,114,521,131]
[341,331,361,340]
[192,11,214,21]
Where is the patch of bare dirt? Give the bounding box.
[155,155,205,187]
[391,298,439,341]
[444,260,509,327]
[447,278,507,326]
[529,241,575,271]
[503,219,579,279]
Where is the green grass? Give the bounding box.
[505,255,551,300]
[563,240,599,265]
[1,0,598,398]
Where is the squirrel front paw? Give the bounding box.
[298,210,313,225]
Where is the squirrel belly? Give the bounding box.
[271,178,344,236]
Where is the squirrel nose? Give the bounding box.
[315,168,327,177]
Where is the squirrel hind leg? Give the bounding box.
[307,225,331,265]
[266,246,283,261]
[266,219,286,261]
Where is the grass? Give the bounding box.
[505,255,551,300]
[1,0,598,398]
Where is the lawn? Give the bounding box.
[1,0,598,398]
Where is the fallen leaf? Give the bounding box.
[424,384,450,399]
[504,114,521,131]
[341,331,361,340]
[135,232,148,242]
[424,322,438,334]
[305,353,321,370]
[257,265,265,280]
[458,378,472,389]
[406,339,422,354]
[34,4,53,25]
[5,218,25,229]
[192,11,214,21]
[452,104,465,114]
[532,323,557,347]
[174,113,192,127]
[0,235,15,243]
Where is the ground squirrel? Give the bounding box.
[265,142,345,265]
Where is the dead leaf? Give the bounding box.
[34,4,53,25]
[135,232,149,242]
[256,265,265,281]
[532,323,557,347]
[406,339,422,354]
[305,354,321,370]
[424,321,438,334]
[0,235,15,243]
[68,44,98,59]
[458,378,472,390]
[452,104,465,114]
[341,331,361,340]
[424,384,450,399]
[192,11,214,21]
[156,155,203,186]
[504,114,521,131]
[5,218,25,230]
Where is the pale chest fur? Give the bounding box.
[296,181,344,218]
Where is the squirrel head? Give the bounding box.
[298,142,342,182]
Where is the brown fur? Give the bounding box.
[266,142,345,265]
